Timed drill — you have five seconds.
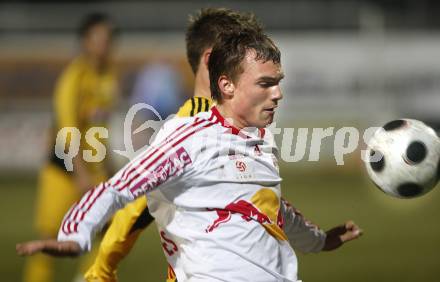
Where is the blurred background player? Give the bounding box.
[83,8,264,282]
[23,12,119,282]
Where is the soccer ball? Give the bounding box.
[365,119,440,198]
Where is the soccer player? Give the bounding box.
[23,12,118,282]
[84,8,264,282]
[17,30,362,282]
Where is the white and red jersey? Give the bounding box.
[59,106,325,282]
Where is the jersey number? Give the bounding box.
[160,230,178,256]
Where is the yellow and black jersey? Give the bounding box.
[35,56,118,236]
[176,96,213,117]
[49,56,118,175]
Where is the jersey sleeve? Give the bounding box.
[280,198,326,253]
[57,118,196,252]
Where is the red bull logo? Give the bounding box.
[205,188,288,241]
[206,199,272,233]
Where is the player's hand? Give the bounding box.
[16,239,81,257]
[322,220,362,251]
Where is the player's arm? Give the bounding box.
[54,69,94,193]
[280,198,326,253]
[16,119,193,257]
[17,239,82,257]
[280,198,362,253]
[17,179,132,257]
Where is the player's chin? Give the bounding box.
[257,116,273,128]
[262,112,275,124]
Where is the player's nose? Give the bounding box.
[271,86,283,101]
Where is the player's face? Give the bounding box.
[230,51,283,128]
[83,23,113,62]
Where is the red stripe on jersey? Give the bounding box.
[118,122,188,182]
[127,120,216,196]
[71,207,81,223]
[61,112,216,235]
[61,184,98,235]
[65,187,98,231]
[62,116,216,234]
[211,106,241,135]
[73,184,108,233]
[67,222,75,234]
[70,185,102,225]
[211,106,263,139]
[61,203,78,235]
[79,184,107,221]
[117,116,215,192]
[61,191,90,234]
[80,185,101,209]
[61,184,107,235]
[73,222,79,235]
[114,123,186,188]
[114,117,210,191]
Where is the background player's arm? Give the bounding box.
[54,70,94,193]
[54,69,93,193]
[54,70,79,131]
[280,198,362,253]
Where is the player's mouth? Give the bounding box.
[263,106,277,114]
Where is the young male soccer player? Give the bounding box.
[17,30,362,282]
[23,12,118,282]
[84,8,264,282]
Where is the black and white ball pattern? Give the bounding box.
[365,119,440,198]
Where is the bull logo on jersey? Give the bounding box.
[205,200,271,233]
[205,188,287,241]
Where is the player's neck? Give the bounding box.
[193,71,211,99]
[215,104,247,130]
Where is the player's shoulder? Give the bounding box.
[161,110,215,135]
[57,57,89,82]
[66,56,86,71]
[153,110,216,149]
[176,96,214,117]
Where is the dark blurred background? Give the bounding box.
[1,1,439,281]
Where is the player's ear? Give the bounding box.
[203,48,212,68]
[218,75,235,100]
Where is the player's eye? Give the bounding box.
[258,81,276,88]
